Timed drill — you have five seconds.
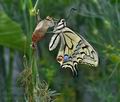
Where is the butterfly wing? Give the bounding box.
[73,35,99,67]
[57,27,98,74]
[51,28,80,75]
[49,22,98,75]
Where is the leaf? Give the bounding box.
[0,11,27,52]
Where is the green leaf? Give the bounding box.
[0,11,27,52]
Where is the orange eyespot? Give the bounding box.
[57,55,64,62]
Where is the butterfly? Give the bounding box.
[32,16,54,48]
[49,19,98,75]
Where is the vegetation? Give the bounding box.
[0,0,120,102]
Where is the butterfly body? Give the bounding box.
[49,19,98,75]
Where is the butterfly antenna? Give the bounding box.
[53,17,60,26]
[66,8,77,21]
[53,17,59,22]
[53,17,59,23]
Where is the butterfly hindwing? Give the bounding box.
[73,35,98,66]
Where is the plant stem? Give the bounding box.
[33,0,39,10]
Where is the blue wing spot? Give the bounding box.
[63,54,69,62]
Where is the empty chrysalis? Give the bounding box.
[32,16,54,48]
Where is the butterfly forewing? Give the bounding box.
[49,33,60,51]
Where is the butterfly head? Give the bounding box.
[53,19,67,33]
[57,19,66,27]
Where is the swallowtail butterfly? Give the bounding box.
[49,19,98,75]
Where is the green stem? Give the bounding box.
[6,50,14,102]
[33,0,39,10]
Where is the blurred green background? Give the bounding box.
[0,0,120,102]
